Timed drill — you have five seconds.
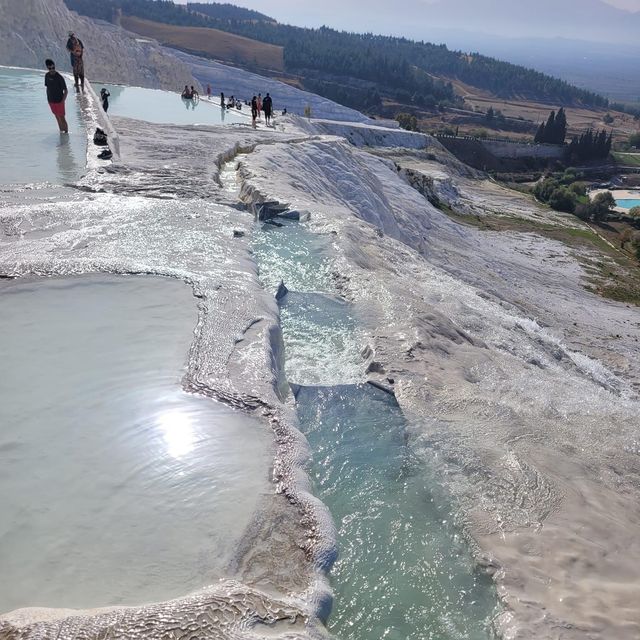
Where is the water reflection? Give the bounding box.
[157,408,195,458]
[99,83,245,125]
[0,275,272,612]
[56,132,79,182]
[182,97,198,110]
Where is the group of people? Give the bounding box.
[46,31,280,135]
[44,31,86,133]
[45,32,111,133]
[181,85,199,100]
[251,93,273,127]
[218,91,274,126]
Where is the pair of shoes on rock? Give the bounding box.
[97,148,112,160]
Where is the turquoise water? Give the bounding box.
[616,198,640,209]
[0,275,272,612]
[297,386,497,640]
[101,84,247,125]
[253,219,498,639]
[252,220,365,385]
[0,67,86,185]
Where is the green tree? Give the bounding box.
[396,113,418,131]
[545,110,556,142]
[548,187,576,213]
[590,191,616,222]
[554,107,567,144]
[570,182,587,197]
[629,132,640,148]
[628,206,640,218]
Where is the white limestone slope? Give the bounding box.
[1,38,639,637]
[236,116,640,640]
[0,0,196,90]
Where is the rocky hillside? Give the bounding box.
[0,0,197,90]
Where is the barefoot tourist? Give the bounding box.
[65,32,84,90]
[263,92,273,126]
[44,59,68,133]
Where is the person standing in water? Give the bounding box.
[44,59,68,133]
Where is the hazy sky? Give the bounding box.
[605,0,640,8]
[176,0,640,42]
[177,0,640,19]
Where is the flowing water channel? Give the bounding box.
[251,218,498,639]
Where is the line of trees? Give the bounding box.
[533,172,617,222]
[534,108,567,145]
[63,0,610,113]
[567,129,612,162]
[187,2,272,22]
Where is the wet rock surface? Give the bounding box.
[235,122,640,640]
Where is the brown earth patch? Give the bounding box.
[120,16,284,72]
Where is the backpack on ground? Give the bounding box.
[93,127,108,146]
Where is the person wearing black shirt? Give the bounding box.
[251,95,258,129]
[262,93,273,126]
[44,59,68,133]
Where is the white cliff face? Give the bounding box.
[0,0,197,90]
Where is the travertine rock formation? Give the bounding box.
[0,0,197,90]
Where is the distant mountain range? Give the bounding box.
[421,0,640,46]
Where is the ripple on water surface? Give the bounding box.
[253,221,497,638]
[296,385,497,640]
[0,275,272,613]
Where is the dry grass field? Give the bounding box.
[447,79,638,143]
[120,16,284,72]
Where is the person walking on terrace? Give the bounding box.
[44,59,68,133]
[251,95,258,129]
[66,32,84,90]
[262,93,273,126]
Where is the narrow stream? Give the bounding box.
[251,217,498,639]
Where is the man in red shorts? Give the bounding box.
[44,59,68,133]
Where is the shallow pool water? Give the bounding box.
[0,67,86,185]
[0,275,272,612]
[615,198,640,209]
[100,84,247,125]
